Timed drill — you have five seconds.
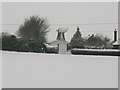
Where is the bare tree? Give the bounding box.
[17,16,49,43]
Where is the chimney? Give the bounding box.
[114,29,117,42]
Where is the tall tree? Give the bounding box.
[17,16,49,43]
[70,27,84,49]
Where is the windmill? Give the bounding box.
[49,27,68,54]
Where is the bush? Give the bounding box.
[46,47,58,54]
[71,49,120,56]
[18,40,47,53]
[1,33,20,51]
[1,32,47,53]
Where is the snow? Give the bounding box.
[44,43,57,48]
[2,51,118,88]
[113,40,120,45]
[57,27,68,33]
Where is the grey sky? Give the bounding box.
[2,2,118,42]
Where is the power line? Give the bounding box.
[50,23,118,25]
[1,29,116,32]
[0,23,118,26]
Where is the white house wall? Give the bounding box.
[58,43,67,54]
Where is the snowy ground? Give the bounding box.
[2,51,118,88]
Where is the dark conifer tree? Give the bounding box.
[70,26,84,49]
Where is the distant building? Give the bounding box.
[49,28,68,54]
[112,29,120,49]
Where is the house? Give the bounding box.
[49,28,68,54]
[112,29,120,49]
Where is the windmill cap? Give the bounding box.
[57,27,68,33]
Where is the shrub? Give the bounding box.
[71,49,120,56]
[46,47,58,54]
[18,40,47,53]
[1,33,20,51]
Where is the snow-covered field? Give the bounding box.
[2,51,118,88]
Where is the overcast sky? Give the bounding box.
[2,2,118,42]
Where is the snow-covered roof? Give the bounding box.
[44,43,58,48]
[113,40,120,45]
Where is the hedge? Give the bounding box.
[71,49,120,56]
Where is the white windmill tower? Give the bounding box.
[56,28,68,54]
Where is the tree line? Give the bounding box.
[1,16,48,53]
[70,26,112,49]
[0,16,113,53]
